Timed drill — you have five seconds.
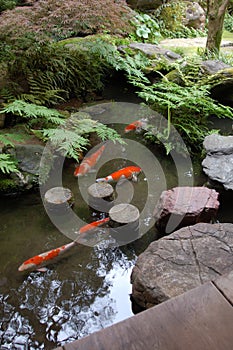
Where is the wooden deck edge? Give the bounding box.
[54,271,233,350]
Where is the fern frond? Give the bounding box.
[0,154,18,174]
[0,133,27,147]
[1,100,66,125]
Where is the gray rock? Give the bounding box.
[3,144,45,194]
[131,223,233,309]
[13,144,44,175]
[185,2,206,30]
[201,60,232,74]
[127,43,181,61]
[202,134,233,190]
[153,186,219,233]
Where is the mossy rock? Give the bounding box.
[0,177,19,195]
[154,2,187,32]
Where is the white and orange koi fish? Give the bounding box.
[124,119,147,133]
[96,166,141,183]
[18,218,109,272]
[74,144,105,177]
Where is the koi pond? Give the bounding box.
[0,99,232,349]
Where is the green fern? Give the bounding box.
[0,100,65,126]
[0,154,18,174]
[34,114,124,161]
[0,132,27,147]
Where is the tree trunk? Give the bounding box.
[206,0,229,53]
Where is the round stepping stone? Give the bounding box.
[109,203,140,243]
[88,182,114,213]
[44,187,74,211]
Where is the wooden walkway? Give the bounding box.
[55,272,233,350]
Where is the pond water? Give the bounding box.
[0,97,232,349]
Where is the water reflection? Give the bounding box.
[0,195,136,349]
[0,121,213,349]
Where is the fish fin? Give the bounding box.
[132,174,138,182]
[96,177,107,183]
[36,267,48,272]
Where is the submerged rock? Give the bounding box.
[153,186,219,233]
[131,223,233,310]
[202,134,233,191]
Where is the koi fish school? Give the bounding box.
[18,218,110,272]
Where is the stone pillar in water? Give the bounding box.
[87,182,114,214]
[44,187,74,212]
[109,203,140,244]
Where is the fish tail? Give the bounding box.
[73,165,80,177]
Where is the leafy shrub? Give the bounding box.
[154,2,207,39]
[0,0,134,44]
[224,12,233,32]
[2,40,113,105]
[0,0,17,13]
[130,13,161,43]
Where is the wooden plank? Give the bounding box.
[63,281,233,350]
[214,271,233,305]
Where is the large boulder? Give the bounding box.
[153,186,220,233]
[184,2,206,30]
[202,134,233,191]
[131,223,233,310]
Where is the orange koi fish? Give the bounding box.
[124,119,147,133]
[74,144,105,177]
[96,166,141,183]
[18,218,109,272]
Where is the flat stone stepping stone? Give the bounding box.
[44,187,74,211]
[202,134,233,190]
[109,203,140,244]
[153,186,219,233]
[87,182,114,213]
[131,223,233,310]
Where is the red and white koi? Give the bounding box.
[74,144,105,177]
[96,166,141,183]
[18,218,109,272]
[124,119,147,133]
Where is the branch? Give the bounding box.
[218,0,230,17]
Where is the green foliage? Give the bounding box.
[0,177,18,193]
[108,51,233,153]
[160,24,207,39]
[0,100,65,127]
[154,2,207,39]
[130,13,161,43]
[0,132,26,147]
[34,114,124,161]
[224,13,233,32]
[0,0,17,13]
[133,76,233,152]
[0,154,18,174]
[3,41,112,105]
